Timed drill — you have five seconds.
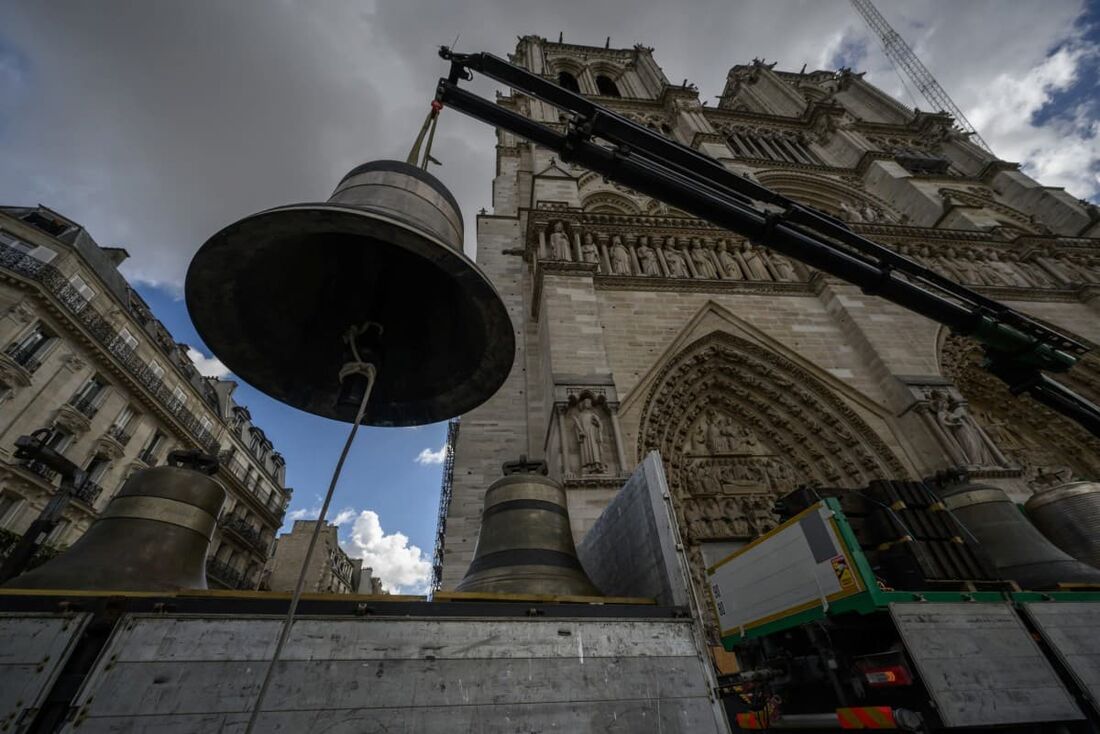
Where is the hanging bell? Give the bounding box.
[457,463,601,596]
[1025,481,1100,570]
[2,456,225,591]
[185,160,514,427]
[940,482,1100,589]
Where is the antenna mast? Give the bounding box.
[850,0,993,154]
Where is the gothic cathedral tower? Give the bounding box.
[435,36,1100,596]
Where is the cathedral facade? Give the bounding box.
[436,36,1100,598]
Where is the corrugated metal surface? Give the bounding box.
[63,614,725,732]
[1022,601,1100,715]
[0,612,91,733]
[890,602,1083,727]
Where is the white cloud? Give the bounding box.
[415,444,446,465]
[285,506,319,523]
[342,510,431,595]
[330,508,357,526]
[186,347,230,378]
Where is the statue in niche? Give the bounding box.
[716,240,743,279]
[580,232,601,268]
[950,250,980,284]
[1005,252,1055,287]
[770,254,798,282]
[695,409,727,453]
[690,238,718,279]
[985,249,1029,287]
[930,390,997,467]
[974,251,1009,286]
[637,236,662,276]
[664,238,690,278]
[609,235,632,275]
[1064,254,1100,284]
[739,241,772,280]
[548,221,572,261]
[572,397,606,474]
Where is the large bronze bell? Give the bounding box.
[940,482,1100,589]
[457,464,601,596]
[185,160,515,426]
[2,461,225,591]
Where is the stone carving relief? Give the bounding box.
[838,198,894,224]
[941,333,1100,489]
[638,331,906,635]
[910,386,1004,470]
[894,243,1072,290]
[556,390,623,480]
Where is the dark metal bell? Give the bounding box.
[185,160,515,427]
[456,471,601,596]
[2,464,225,591]
[940,482,1100,589]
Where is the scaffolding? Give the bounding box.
[429,417,460,593]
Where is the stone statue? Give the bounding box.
[716,240,743,280]
[690,238,718,279]
[974,251,1009,286]
[572,398,606,474]
[664,238,689,278]
[770,254,798,282]
[739,242,772,280]
[580,232,600,267]
[637,236,661,276]
[860,203,880,223]
[987,250,1030,287]
[548,221,571,261]
[931,390,996,466]
[609,235,631,275]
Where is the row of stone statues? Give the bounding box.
[544,222,802,281]
[682,494,778,540]
[895,243,1100,288]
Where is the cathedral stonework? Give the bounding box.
[436,37,1100,633]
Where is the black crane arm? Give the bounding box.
[435,48,1100,438]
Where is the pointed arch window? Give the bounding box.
[595,75,621,97]
[557,71,580,93]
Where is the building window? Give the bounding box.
[0,231,57,264]
[0,491,24,529]
[5,323,53,371]
[149,360,165,382]
[43,425,74,453]
[21,211,70,238]
[113,405,135,431]
[67,273,97,312]
[70,375,108,417]
[46,518,70,546]
[84,454,111,484]
[557,71,581,93]
[140,431,166,464]
[200,416,213,435]
[595,75,621,97]
[113,327,139,357]
[170,385,188,409]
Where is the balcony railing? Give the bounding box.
[68,394,101,419]
[74,480,103,507]
[106,424,133,446]
[21,459,58,483]
[4,341,45,372]
[137,446,160,465]
[206,558,247,589]
[1,241,220,454]
[221,514,267,552]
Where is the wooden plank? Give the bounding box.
[890,602,1083,727]
[64,697,722,733]
[0,613,90,733]
[70,656,710,716]
[106,616,699,662]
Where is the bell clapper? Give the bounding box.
[245,326,380,734]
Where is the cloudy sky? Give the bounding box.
[2,0,1097,593]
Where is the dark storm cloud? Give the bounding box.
[0,0,1094,288]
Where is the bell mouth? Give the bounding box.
[185,203,514,427]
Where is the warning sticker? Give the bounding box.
[831,554,856,590]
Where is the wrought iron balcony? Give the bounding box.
[106,424,133,446]
[3,341,44,372]
[221,514,266,552]
[68,394,100,419]
[0,241,221,455]
[73,480,103,507]
[21,459,58,483]
[206,557,247,589]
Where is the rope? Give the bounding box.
[244,345,377,733]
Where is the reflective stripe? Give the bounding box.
[735,712,765,729]
[837,707,897,729]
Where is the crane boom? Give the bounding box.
[850,0,993,154]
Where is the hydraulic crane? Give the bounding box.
[434,48,1100,439]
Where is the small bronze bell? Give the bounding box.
[185,160,515,427]
[2,455,225,591]
[457,461,601,596]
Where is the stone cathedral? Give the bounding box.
[436,36,1100,601]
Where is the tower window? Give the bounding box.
[557,71,580,93]
[595,75,621,97]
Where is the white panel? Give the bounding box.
[0,613,91,733]
[1023,601,1100,715]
